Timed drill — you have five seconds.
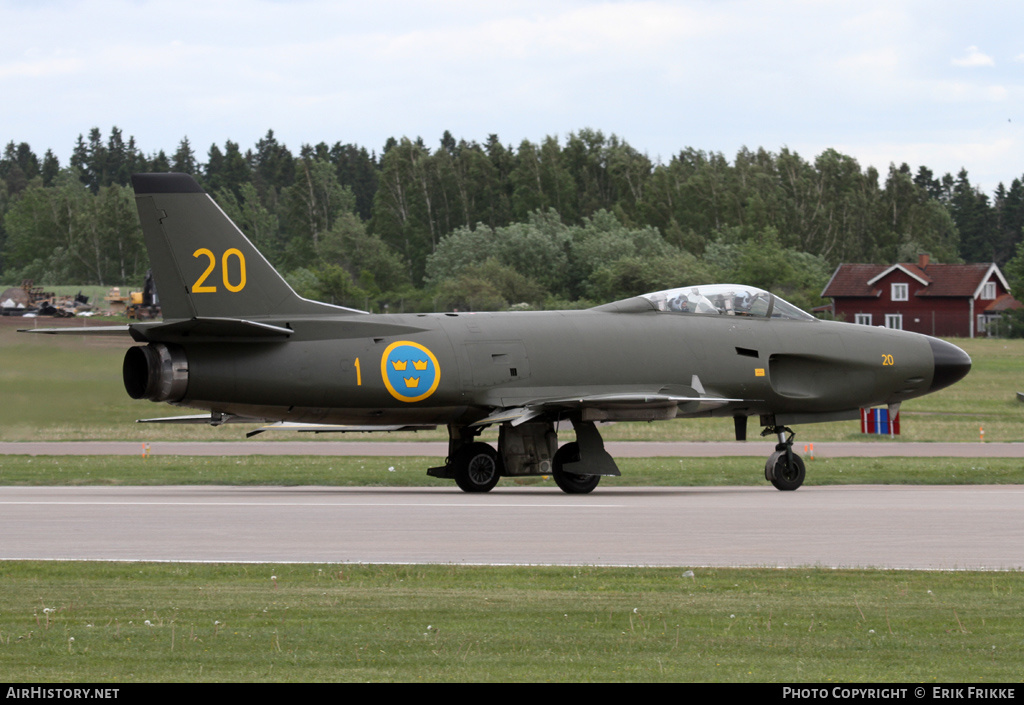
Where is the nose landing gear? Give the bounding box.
[762,425,805,491]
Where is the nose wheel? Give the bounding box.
[762,426,805,491]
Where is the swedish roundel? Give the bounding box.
[381,341,441,402]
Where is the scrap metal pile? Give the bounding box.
[1,272,159,319]
[0,281,89,317]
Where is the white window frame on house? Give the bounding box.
[891,283,908,301]
[982,281,996,300]
[885,313,903,330]
[854,313,872,325]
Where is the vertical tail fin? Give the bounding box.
[131,173,361,321]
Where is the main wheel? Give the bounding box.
[765,450,805,491]
[552,442,601,494]
[452,442,500,493]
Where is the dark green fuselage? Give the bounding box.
[156,306,938,428]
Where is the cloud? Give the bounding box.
[927,80,1010,104]
[951,46,995,67]
[2,0,1023,191]
[0,56,82,79]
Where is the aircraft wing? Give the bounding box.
[136,413,266,425]
[246,422,438,437]
[470,391,745,427]
[136,414,436,436]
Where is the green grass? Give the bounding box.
[3,317,1023,443]
[1,455,1023,487]
[3,317,1022,685]
[1,562,1020,683]
[3,321,1023,683]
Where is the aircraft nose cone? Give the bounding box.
[928,338,971,393]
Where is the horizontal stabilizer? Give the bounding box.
[132,317,293,342]
[19,325,131,336]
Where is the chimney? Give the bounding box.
[918,253,930,269]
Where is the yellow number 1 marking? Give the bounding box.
[354,358,362,386]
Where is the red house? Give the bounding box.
[821,255,1021,338]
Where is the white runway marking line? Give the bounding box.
[0,500,622,508]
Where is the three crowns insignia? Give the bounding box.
[382,342,439,401]
[392,360,430,371]
[393,359,431,388]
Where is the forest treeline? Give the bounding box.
[2,126,1024,313]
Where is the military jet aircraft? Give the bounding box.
[27,173,972,494]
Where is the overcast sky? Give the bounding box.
[2,0,1022,193]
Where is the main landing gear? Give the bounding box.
[761,425,805,491]
[450,442,500,493]
[428,418,620,495]
[429,417,807,494]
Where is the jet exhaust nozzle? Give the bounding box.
[928,338,971,393]
[123,343,189,402]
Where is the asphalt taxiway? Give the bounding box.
[1,440,1022,457]
[1,484,1020,570]
[2,440,1020,569]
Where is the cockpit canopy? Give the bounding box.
[639,285,817,321]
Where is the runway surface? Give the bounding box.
[2,440,1022,457]
[2,485,1021,570]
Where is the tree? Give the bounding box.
[370,137,436,282]
[104,127,142,186]
[70,128,106,192]
[708,228,830,310]
[951,169,996,262]
[584,252,716,302]
[329,142,379,220]
[606,137,653,223]
[215,182,280,260]
[2,169,146,284]
[1002,240,1024,293]
[434,258,547,311]
[424,209,570,295]
[172,137,199,174]
[40,150,60,187]
[483,134,514,226]
[992,178,1024,265]
[509,136,575,222]
[318,212,410,295]
[250,129,295,205]
[0,142,40,196]
[878,164,960,264]
[204,140,251,200]
[280,155,356,265]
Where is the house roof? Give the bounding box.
[867,264,932,287]
[821,264,886,298]
[822,262,1006,299]
[983,293,1024,313]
